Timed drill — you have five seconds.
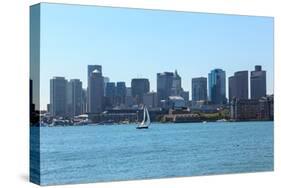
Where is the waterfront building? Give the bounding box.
[131,78,150,104]
[228,71,248,102]
[230,95,273,121]
[251,65,266,99]
[66,79,83,117]
[157,72,174,104]
[208,69,226,105]
[192,77,207,102]
[50,77,67,117]
[116,82,126,105]
[88,68,104,113]
[143,92,158,108]
[168,96,186,109]
[259,95,274,120]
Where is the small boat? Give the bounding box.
[136,106,150,129]
[202,121,207,124]
[216,119,227,122]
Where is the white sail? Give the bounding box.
[145,107,151,125]
[140,106,146,125]
[137,106,150,129]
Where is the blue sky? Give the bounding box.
[39,3,274,110]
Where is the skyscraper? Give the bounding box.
[131,78,150,104]
[88,67,104,113]
[228,71,248,101]
[157,72,174,104]
[171,70,183,96]
[208,69,226,105]
[143,92,158,108]
[103,77,110,96]
[87,65,102,112]
[116,82,126,105]
[67,79,83,117]
[105,82,116,107]
[192,77,207,102]
[50,77,67,117]
[81,88,87,114]
[251,65,266,99]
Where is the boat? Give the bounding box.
[216,119,227,122]
[136,106,150,129]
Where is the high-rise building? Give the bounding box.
[192,77,207,102]
[116,82,126,105]
[103,77,110,96]
[50,77,67,117]
[105,82,116,107]
[180,90,190,106]
[171,70,183,96]
[67,79,83,117]
[143,92,158,108]
[228,71,248,102]
[88,67,104,113]
[87,65,102,112]
[131,78,150,104]
[208,69,226,105]
[157,72,174,104]
[81,88,87,114]
[251,65,266,99]
[125,87,134,107]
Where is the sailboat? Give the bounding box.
[136,106,150,129]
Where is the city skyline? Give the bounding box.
[39,3,274,110]
[47,64,270,112]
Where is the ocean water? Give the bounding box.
[32,121,273,185]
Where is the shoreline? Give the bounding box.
[31,120,274,127]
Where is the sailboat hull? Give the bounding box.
[136,126,149,129]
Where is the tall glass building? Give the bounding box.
[192,77,207,102]
[131,78,150,104]
[251,65,266,99]
[50,77,67,117]
[208,69,226,105]
[88,67,104,113]
[228,71,248,101]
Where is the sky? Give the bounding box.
[38,3,274,110]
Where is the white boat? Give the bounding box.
[137,106,150,129]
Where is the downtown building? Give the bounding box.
[66,79,83,117]
[192,77,207,102]
[105,82,116,108]
[251,65,266,99]
[131,78,150,105]
[116,82,126,106]
[143,92,158,109]
[208,69,227,105]
[50,77,67,117]
[88,65,104,113]
[171,70,183,96]
[230,95,273,121]
[228,71,248,102]
[157,72,174,104]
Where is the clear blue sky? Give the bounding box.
[39,3,274,110]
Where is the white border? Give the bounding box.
[0,0,280,188]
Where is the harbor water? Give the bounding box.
[31,121,273,185]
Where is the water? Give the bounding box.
[33,121,273,185]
